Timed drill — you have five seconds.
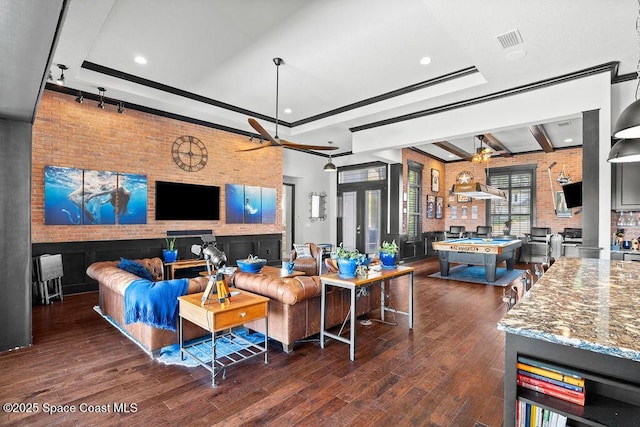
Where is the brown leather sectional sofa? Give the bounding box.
[87,246,381,355]
[87,257,210,355]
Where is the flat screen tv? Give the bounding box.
[562,181,582,208]
[155,181,220,220]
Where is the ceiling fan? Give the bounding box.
[239,58,339,152]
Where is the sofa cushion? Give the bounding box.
[118,258,154,281]
[232,273,321,305]
[293,243,312,258]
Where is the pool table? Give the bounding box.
[432,238,522,282]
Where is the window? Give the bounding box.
[338,165,386,184]
[407,161,423,241]
[487,165,536,236]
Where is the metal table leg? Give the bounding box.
[349,286,356,361]
[320,280,326,349]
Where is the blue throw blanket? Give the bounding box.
[124,278,189,331]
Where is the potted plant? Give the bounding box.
[334,242,361,278]
[379,240,399,268]
[163,237,178,263]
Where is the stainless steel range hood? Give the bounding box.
[452,183,507,200]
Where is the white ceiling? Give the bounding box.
[9,0,638,159]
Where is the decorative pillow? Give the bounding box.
[118,258,154,281]
[293,243,312,258]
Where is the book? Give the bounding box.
[517,363,585,389]
[518,374,585,400]
[518,379,585,406]
[557,414,568,427]
[518,356,583,380]
[517,369,583,392]
[542,408,550,427]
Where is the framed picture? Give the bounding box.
[431,168,440,192]
[435,196,443,219]
[426,195,435,219]
[556,191,571,218]
[457,194,470,203]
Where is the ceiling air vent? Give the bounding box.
[495,29,524,49]
[557,121,572,127]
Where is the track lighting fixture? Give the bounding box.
[56,64,67,86]
[97,87,106,109]
[117,101,125,114]
[323,142,337,172]
[75,91,83,104]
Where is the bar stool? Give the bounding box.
[474,226,492,238]
[34,254,64,304]
[525,227,551,263]
[444,225,466,239]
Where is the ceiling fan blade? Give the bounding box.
[236,140,276,152]
[248,118,279,145]
[280,140,339,151]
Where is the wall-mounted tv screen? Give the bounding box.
[562,181,582,208]
[155,181,220,220]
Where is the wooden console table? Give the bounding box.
[319,265,414,361]
[164,259,208,279]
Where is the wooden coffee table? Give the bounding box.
[260,265,306,279]
[178,289,269,386]
[165,259,208,279]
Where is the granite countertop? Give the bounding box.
[498,257,640,361]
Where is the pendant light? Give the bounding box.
[609,0,640,161]
[608,138,640,163]
[323,141,337,172]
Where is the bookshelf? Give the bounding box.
[504,333,640,427]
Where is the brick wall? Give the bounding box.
[32,90,283,243]
[444,148,582,234]
[402,147,582,235]
[402,149,446,233]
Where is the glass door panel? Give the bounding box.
[341,191,358,251]
[364,189,381,254]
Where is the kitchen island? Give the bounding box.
[498,257,640,426]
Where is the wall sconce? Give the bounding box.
[97,87,106,109]
[55,64,67,86]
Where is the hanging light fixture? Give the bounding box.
[453,134,506,200]
[55,64,67,86]
[75,91,83,104]
[97,87,106,109]
[471,135,492,163]
[117,101,125,114]
[608,138,640,162]
[610,1,640,160]
[323,141,337,172]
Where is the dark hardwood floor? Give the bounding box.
[0,258,516,426]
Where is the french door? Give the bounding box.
[337,187,384,255]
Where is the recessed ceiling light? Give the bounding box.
[564,138,574,143]
[419,56,432,66]
[505,49,527,61]
[134,56,147,65]
[283,108,292,114]
[448,154,455,158]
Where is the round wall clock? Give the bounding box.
[171,135,208,172]
[456,171,474,184]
